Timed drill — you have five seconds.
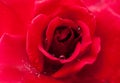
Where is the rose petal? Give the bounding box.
[0,0,35,24]
[0,33,64,83]
[0,2,24,36]
[109,0,120,15]
[59,5,96,36]
[0,0,35,36]
[91,3,120,82]
[0,33,26,82]
[52,37,100,78]
[35,0,96,36]
[77,20,92,43]
[35,0,85,16]
[0,33,27,67]
[59,41,92,63]
[39,17,94,64]
[78,2,120,82]
[83,0,100,6]
[27,14,50,71]
[46,17,76,50]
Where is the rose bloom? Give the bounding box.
[0,0,120,83]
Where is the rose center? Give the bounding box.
[56,26,71,42]
[48,25,81,59]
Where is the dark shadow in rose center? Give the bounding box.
[48,25,82,59]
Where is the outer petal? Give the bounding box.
[0,0,35,24]
[0,33,27,82]
[83,0,100,6]
[0,34,64,83]
[83,0,115,7]
[94,3,120,82]
[27,14,50,71]
[35,0,85,15]
[75,2,120,83]
[35,0,96,36]
[0,0,35,36]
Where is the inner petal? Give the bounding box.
[44,17,83,60]
[56,26,71,42]
[48,25,81,59]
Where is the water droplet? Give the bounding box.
[45,38,47,41]
[35,72,40,77]
[24,64,32,71]
[37,74,40,78]
[43,72,47,74]
[59,55,65,59]
[78,26,81,31]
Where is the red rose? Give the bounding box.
[26,0,100,78]
[0,0,120,83]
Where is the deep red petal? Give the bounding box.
[46,17,76,50]
[52,38,100,78]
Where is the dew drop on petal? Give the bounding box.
[35,72,40,77]
[37,74,41,78]
[45,38,47,41]
[43,72,47,74]
[24,63,33,72]
[78,26,81,31]
[59,55,65,59]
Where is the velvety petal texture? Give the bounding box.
[93,2,120,82]
[75,0,120,83]
[0,34,64,83]
[27,0,101,78]
[0,0,35,36]
[0,0,120,83]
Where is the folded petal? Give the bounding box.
[77,2,120,82]
[0,33,64,83]
[52,38,100,78]
[27,14,50,71]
